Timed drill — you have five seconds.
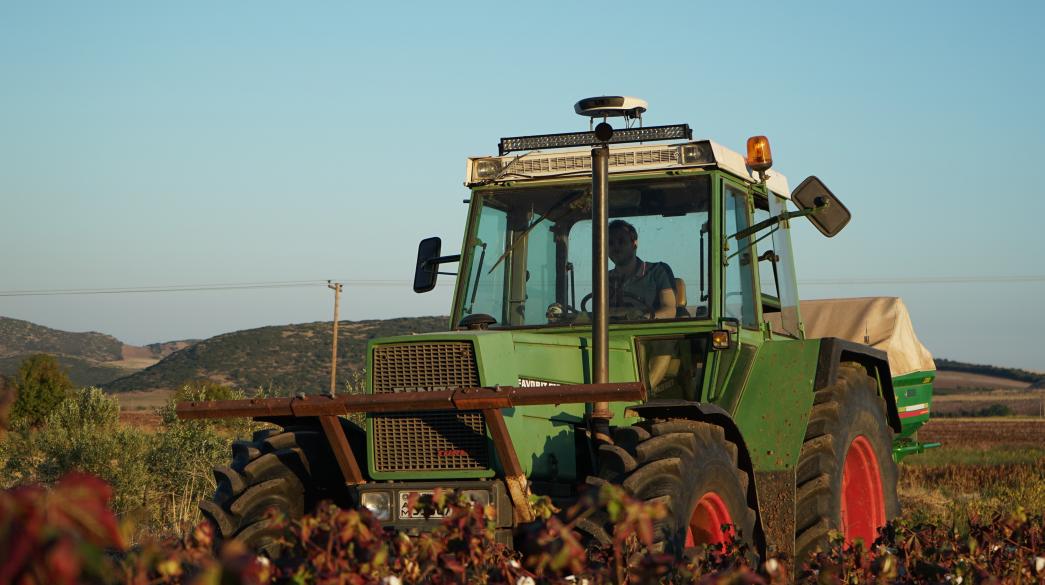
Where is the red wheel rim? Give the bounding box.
[840,435,886,547]
[685,492,734,547]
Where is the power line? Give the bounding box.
[0,279,456,297]
[800,275,1045,285]
[0,274,1041,298]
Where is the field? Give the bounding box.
[113,388,173,428]
[916,416,1045,448]
[897,416,1045,533]
[4,380,1045,582]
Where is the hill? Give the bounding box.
[0,316,193,387]
[103,316,449,394]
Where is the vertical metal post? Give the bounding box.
[328,281,343,396]
[591,145,613,428]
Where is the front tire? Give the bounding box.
[584,419,757,555]
[795,362,899,562]
[200,424,351,554]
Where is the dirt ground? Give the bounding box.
[918,417,1045,449]
[933,370,1032,390]
[113,389,173,429]
[931,388,1045,416]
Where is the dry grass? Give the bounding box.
[899,417,1045,527]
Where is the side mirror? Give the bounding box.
[413,237,460,293]
[791,176,851,237]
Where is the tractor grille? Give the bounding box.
[371,342,489,472]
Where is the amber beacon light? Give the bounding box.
[746,135,773,173]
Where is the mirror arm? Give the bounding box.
[730,203,827,242]
[424,254,461,268]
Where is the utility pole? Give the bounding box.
[327,281,343,396]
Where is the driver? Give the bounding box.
[608,219,677,320]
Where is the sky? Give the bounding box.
[1,1,1043,370]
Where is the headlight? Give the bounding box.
[360,491,391,521]
[459,489,491,507]
[679,141,714,165]
[473,158,503,181]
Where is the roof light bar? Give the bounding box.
[498,124,692,156]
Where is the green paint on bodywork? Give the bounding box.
[730,339,821,470]
[891,369,937,462]
[892,370,935,441]
[364,329,641,481]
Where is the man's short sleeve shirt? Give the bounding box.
[609,258,675,313]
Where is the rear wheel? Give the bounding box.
[583,419,757,555]
[200,423,352,554]
[795,363,899,562]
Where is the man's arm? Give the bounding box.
[650,262,678,319]
[654,287,677,319]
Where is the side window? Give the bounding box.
[769,193,802,337]
[753,196,779,306]
[723,185,758,329]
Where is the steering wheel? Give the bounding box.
[580,291,656,321]
[545,302,585,324]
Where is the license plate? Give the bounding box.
[398,491,447,519]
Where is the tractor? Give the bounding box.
[177,96,937,562]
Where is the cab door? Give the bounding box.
[705,178,763,412]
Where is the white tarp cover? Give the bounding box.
[798,297,935,376]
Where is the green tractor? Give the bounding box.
[178,96,937,562]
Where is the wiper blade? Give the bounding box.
[487,191,585,274]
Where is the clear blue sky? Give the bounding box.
[1,1,1043,370]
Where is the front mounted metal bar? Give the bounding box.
[177,382,644,521]
[482,408,534,523]
[318,415,364,485]
[176,382,646,420]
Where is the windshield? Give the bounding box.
[460,175,711,328]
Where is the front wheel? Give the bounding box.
[582,419,757,555]
[200,423,354,554]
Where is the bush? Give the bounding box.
[10,354,72,427]
[159,380,255,437]
[0,384,249,536]
[148,418,230,528]
[3,388,154,516]
[0,375,13,436]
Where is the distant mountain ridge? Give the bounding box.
[0,316,194,387]
[0,316,123,362]
[103,316,449,393]
[3,315,1042,393]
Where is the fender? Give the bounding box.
[815,338,902,433]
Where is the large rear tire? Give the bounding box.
[200,423,353,554]
[582,419,757,555]
[795,362,899,563]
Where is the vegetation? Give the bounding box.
[933,402,1014,417]
[0,382,254,538]
[104,316,448,394]
[10,354,73,427]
